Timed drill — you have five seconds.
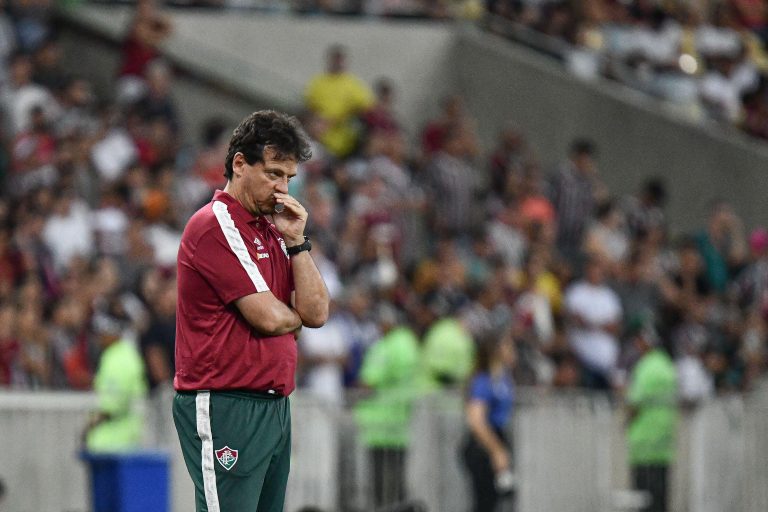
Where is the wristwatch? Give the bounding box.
[286,236,312,256]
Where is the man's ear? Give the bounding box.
[232,152,245,177]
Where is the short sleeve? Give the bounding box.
[193,225,269,305]
[468,374,493,403]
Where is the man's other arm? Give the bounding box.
[290,251,329,328]
[234,292,303,336]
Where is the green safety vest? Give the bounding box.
[86,339,148,453]
[354,326,421,448]
[627,349,678,465]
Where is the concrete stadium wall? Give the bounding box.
[60,5,460,139]
[56,19,279,147]
[455,30,768,235]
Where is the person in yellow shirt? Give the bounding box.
[304,45,374,158]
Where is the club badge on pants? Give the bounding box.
[215,446,238,471]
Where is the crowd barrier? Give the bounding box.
[1,384,766,512]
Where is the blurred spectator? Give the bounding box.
[622,178,667,239]
[42,188,94,272]
[422,126,484,237]
[83,310,148,453]
[615,248,664,337]
[487,121,530,202]
[90,110,139,183]
[56,76,98,139]
[189,116,230,193]
[625,322,678,512]
[337,284,381,387]
[0,301,19,386]
[583,199,630,275]
[116,0,173,104]
[31,36,66,92]
[488,202,528,274]
[549,138,606,266]
[8,0,51,52]
[695,200,748,293]
[10,104,57,195]
[16,298,50,389]
[304,44,374,158]
[564,255,623,390]
[93,184,131,258]
[420,94,478,158]
[0,224,24,297]
[135,58,179,135]
[354,304,421,509]
[661,237,716,337]
[139,275,175,393]
[511,253,555,385]
[421,309,475,390]
[676,328,715,407]
[297,299,349,405]
[49,294,93,390]
[13,207,59,300]
[461,274,512,342]
[460,331,516,512]
[732,226,768,310]
[0,1,16,86]
[139,273,175,445]
[1,51,59,136]
[362,76,401,137]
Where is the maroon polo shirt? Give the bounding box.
[174,190,296,395]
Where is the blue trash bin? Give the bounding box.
[81,451,169,512]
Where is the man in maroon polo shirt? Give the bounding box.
[172,110,329,512]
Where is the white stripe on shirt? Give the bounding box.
[212,200,269,293]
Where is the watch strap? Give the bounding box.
[286,236,312,256]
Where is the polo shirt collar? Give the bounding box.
[212,190,268,227]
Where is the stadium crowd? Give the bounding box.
[149,0,768,143]
[485,0,768,142]
[0,0,766,414]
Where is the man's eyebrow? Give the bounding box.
[265,166,297,177]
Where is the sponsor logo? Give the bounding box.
[215,446,238,471]
[257,253,270,259]
[254,236,264,251]
[278,237,288,258]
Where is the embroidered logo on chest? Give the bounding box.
[253,236,264,251]
[215,446,238,471]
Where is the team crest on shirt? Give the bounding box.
[278,237,288,258]
[215,446,238,471]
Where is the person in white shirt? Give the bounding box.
[564,256,623,390]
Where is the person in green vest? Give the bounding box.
[83,311,148,453]
[354,304,421,509]
[420,315,475,391]
[625,321,678,512]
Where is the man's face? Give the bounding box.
[574,153,595,175]
[328,51,346,73]
[585,259,604,285]
[234,147,297,216]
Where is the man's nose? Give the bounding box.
[275,178,289,193]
